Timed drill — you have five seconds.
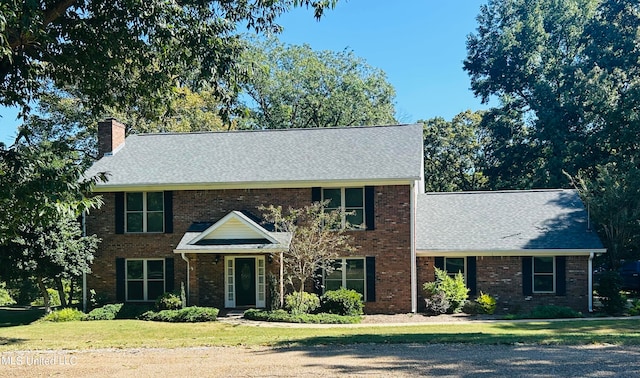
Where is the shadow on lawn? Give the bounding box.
[0,306,45,327]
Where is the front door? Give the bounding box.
[234,258,256,306]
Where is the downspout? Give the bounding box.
[82,212,87,313]
[588,252,594,312]
[180,252,190,306]
[280,251,284,308]
[410,181,417,313]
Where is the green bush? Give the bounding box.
[0,283,16,306]
[267,273,281,311]
[116,303,154,319]
[140,306,219,322]
[85,303,124,320]
[320,288,364,316]
[629,299,640,316]
[243,309,361,324]
[284,291,320,315]
[597,271,627,315]
[423,268,469,314]
[461,300,483,315]
[528,305,583,319]
[475,292,497,315]
[156,292,183,311]
[32,288,61,307]
[41,308,85,322]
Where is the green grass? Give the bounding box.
[0,318,639,351]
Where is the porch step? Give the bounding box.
[219,309,247,318]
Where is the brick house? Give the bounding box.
[83,119,604,314]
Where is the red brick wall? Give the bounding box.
[86,185,413,313]
[417,255,590,313]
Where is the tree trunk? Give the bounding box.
[55,277,67,307]
[36,276,51,313]
[68,279,75,306]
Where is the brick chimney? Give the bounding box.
[97,118,126,158]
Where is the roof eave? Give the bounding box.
[416,248,607,257]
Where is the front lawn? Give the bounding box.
[0,318,639,351]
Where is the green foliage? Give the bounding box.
[0,283,15,306]
[88,289,111,310]
[243,309,361,324]
[40,308,85,322]
[84,304,124,321]
[528,305,583,319]
[475,292,497,315]
[285,292,320,315]
[32,288,61,307]
[267,273,281,311]
[320,288,364,316]
[240,37,396,130]
[116,304,154,320]
[5,278,40,305]
[156,292,183,311]
[597,271,627,315]
[628,299,640,316]
[461,300,483,315]
[423,268,469,314]
[139,307,219,323]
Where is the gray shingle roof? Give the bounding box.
[416,189,604,252]
[85,124,423,190]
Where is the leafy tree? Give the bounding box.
[0,0,337,118]
[240,38,396,129]
[420,110,488,192]
[260,202,354,313]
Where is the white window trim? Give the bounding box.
[323,257,367,297]
[321,187,366,230]
[224,256,266,309]
[125,258,165,302]
[125,192,165,233]
[444,257,467,283]
[532,256,556,294]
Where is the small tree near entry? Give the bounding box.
[260,202,355,314]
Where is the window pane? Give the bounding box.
[147,260,164,280]
[147,212,164,232]
[127,260,143,279]
[534,276,554,292]
[127,281,144,300]
[446,258,465,274]
[126,192,143,211]
[147,281,165,301]
[325,280,342,291]
[345,259,364,279]
[345,188,364,207]
[127,213,143,233]
[534,257,554,273]
[322,189,341,209]
[147,192,164,211]
[346,280,365,296]
[326,261,343,280]
[346,210,364,228]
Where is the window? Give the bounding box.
[126,192,164,233]
[126,259,165,301]
[533,256,555,293]
[324,258,366,297]
[322,188,365,229]
[444,257,466,280]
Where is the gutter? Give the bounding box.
[180,252,190,306]
[589,252,594,312]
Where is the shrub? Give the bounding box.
[528,305,583,319]
[267,273,281,311]
[116,303,154,319]
[424,292,450,315]
[0,283,16,306]
[140,306,219,322]
[243,309,361,324]
[462,300,483,315]
[475,292,497,315]
[320,288,364,316]
[85,303,124,320]
[41,308,85,322]
[597,271,626,315]
[284,291,320,315]
[422,268,469,314]
[32,288,61,307]
[629,299,640,316]
[156,292,183,311]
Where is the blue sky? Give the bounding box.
[0,0,489,144]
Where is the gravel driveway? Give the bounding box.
[2,343,640,377]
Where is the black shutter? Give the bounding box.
[434,257,445,270]
[366,256,376,302]
[365,186,375,231]
[164,191,173,234]
[165,258,175,293]
[556,256,566,296]
[311,187,321,203]
[116,258,125,301]
[313,267,323,296]
[115,193,125,234]
[467,256,477,296]
[522,257,533,296]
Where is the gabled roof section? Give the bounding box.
[174,211,291,254]
[416,189,605,254]
[85,124,424,191]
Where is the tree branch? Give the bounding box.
[9,0,77,49]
